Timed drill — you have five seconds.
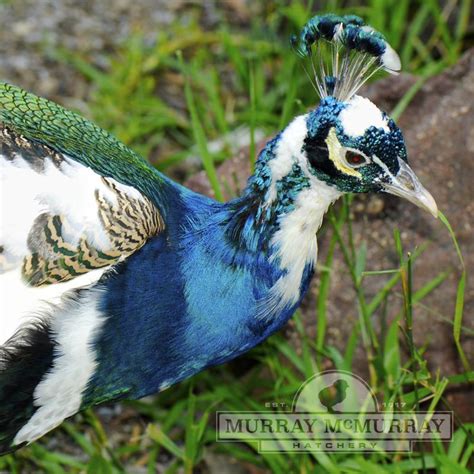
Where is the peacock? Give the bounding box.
[0,14,438,454]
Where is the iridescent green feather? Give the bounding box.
[0,82,163,197]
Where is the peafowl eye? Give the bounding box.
[0,13,437,454]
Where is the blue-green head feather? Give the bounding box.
[303,95,407,193]
[284,15,436,215]
[291,14,400,75]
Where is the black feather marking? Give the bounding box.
[304,133,340,180]
[0,319,55,455]
[224,193,268,252]
[0,123,64,172]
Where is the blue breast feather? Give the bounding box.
[83,185,314,406]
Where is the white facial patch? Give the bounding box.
[265,114,308,204]
[339,95,389,137]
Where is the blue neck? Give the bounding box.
[83,128,324,406]
[220,133,312,255]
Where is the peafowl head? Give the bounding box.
[285,14,438,217]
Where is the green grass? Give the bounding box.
[2,1,473,472]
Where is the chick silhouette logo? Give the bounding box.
[318,379,349,413]
[217,370,452,453]
[294,371,377,414]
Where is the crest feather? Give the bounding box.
[291,14,401,101]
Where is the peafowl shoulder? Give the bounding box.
[0,14,437,454]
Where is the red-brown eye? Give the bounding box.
[345,150,368,167]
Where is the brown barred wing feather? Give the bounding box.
[0,124,165,288]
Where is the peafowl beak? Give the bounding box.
[382,158,438,218]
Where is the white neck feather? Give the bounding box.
[258,116,342,318]
[267,178,341,311]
